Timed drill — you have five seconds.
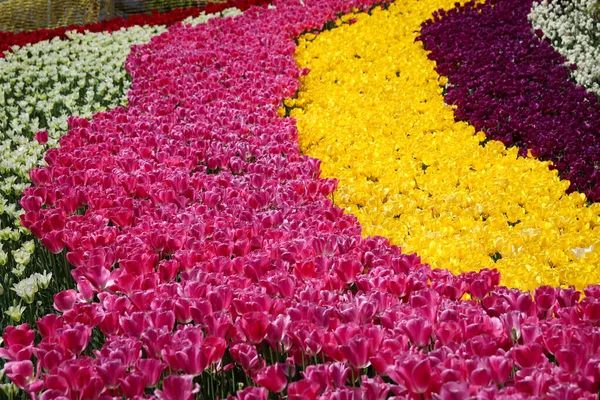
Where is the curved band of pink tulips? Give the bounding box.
[3,0,600,399]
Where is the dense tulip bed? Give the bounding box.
[0,5,244,336]
[530,0,600,97]
[0,0,269,58]
[419,0,600,202]
[290,0,600,291]
[1,0,600,399]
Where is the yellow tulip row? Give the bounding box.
[288,0,600,291]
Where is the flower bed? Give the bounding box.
[418,0,600,203]
[0,0,269,58]
[290,0,600,292]
[0,7,243,334]
[0,0,599,399]
[529,0,600,97]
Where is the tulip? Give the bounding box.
[239,311,270,344]
[60,324,91,355]
[0,324,35,361]
[4,360,36,390]
[136,358,165,387]
[287,379,320,400]
[341,337,371,369]
[254,363,288,392]
[402,317,432,347]
[155,375,199,400]
[120,372,147,398]
[237,386,268,400]
[97,359,127,389]
[53,290,77,312]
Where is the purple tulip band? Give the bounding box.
[418,0,600,202]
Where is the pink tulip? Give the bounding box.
[53,290,77,312]
[155,375,199,400]
[534,286,557,316]
[361,376,390,400]
[487,355,513,385]
[4,360,36,390]
[35,130,49,144]
[97,359,127,389]
[341,337,371,369]
[42,230,65,254]
[136,358,165,387]
[0,324,35,361]
[511,343,544,369]
[254,363,288,392]
[60,323,91,355]
[120,372,147,398]
[36,314,64,339]
[236,386,268,400]
[230,343,262,375]
[433,381,470,400]
[239,311,269,344]
[402,317,433,347]
[287,379,319,400]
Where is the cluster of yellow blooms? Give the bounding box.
[288,1,600,291]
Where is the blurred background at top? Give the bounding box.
[0,0,215,32]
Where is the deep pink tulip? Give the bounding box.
[341,337,371,369]
[303,364,331,395]
[514,368,553,396]
[236,386,268,400]
[254,363,288,392]
[411,358,432,394]
[155,375,199,400]
[581,298,600,324]
[60,324,91,355]
[174,298,192,323]
[53,290,77,312]
[120,372,147,398]
[0,324,35,361]
[334,258,362,284]
[556,343,587,374]
[240,311,269,344]
[402,317,433,347]
[97,359,127,389]
[361,376,390,400]
[36,314,64,339]
[557,287,581,307]
[141,328,171,359]
[433,381,470,400]
[487,355,513,385]
[470,276,492,300]
[230,343,262,374]
[511,343,544,369]
[20,195,43,213]
[287,379,319,400]
[76,279,96,303]
[35,130,49,144]
[136,358,166,388]
[42,230,65,254]
[98,312,120,336]
[159,260,180,282]
[4,360,36,390]
[534,286,557,314]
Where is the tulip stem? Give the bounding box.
[232,369,236,395]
